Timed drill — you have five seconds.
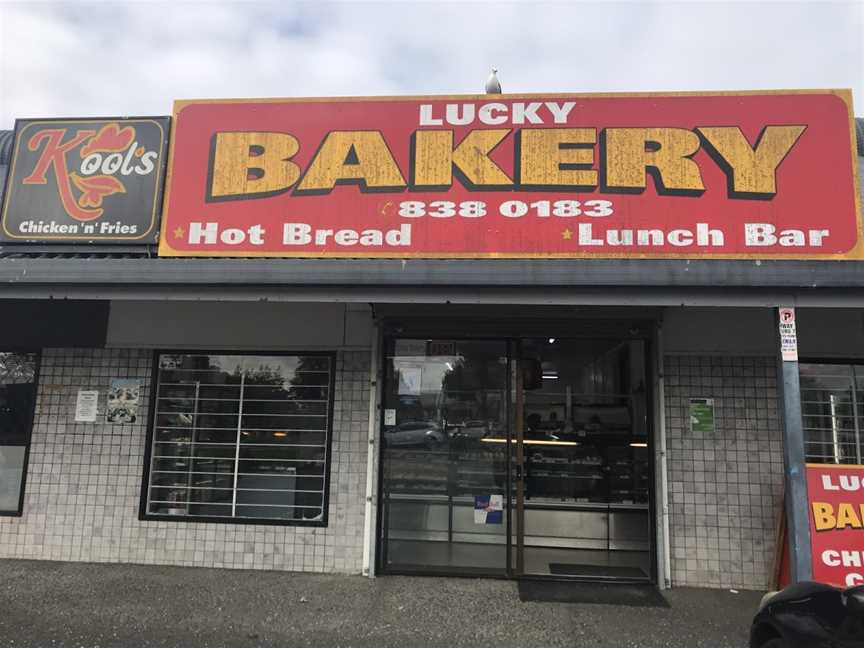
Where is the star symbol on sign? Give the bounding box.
[562,228,573,240]
[173,227,186,240]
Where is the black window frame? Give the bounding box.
[0,350,40,517]
[139,349,337,527]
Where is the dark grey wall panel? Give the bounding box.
[0,299,108,348]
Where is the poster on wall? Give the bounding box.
[807,464,864,587]
[159,90,861,259]
[106,379,140,424]
[689,398,715,433]
[0,117,169,244]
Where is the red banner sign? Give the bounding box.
[808,464,864,587]
[159,91,861,259]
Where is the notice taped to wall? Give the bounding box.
[689,398,715,433]
[74,390,98,422]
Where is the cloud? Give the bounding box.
[0,0,861,128]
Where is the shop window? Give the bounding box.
[142,352,335,525]
[800,363,864,464]
[0,352,38,516]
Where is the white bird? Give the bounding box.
[485,68,502,94]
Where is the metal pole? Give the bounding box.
[850,367,861,465]
[776,307,812,582]
[514,347,525,576]
[655,320,672,589]
[185,381,200,506]
[830,394,840,464]
[361,325,380,577]
[231,372,245,518]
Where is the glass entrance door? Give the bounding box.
[378,335,653,581]
[513,338,652,580]
[379,339,510,575]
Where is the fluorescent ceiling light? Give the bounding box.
[481,438,580,447]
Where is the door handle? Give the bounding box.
[514,463,524,481]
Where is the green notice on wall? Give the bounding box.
[689,398,715,433]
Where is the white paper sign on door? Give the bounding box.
[398,367,422,395]
[384,409,396,426]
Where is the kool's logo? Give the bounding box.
[21,122,159,221]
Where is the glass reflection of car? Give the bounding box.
[750,581,864,647]
[383,421,445,449]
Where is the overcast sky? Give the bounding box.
[0,0,861,128]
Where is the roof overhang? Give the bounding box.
[1,256,864,307]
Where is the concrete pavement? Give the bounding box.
[0,560,761,647]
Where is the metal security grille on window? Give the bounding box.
[146,353,332,523]
[800,363,864,465]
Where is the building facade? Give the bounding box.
[0,94,861,592]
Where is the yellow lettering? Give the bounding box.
[602,128,705,195]
[296,131,406,194]
[812,502,836,531]
[836,502,863,530]
[697,125,806,198]
[518,128,597,189]
[411,129,512,189]
[208,132,300,200]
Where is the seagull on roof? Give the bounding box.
[485,68,502,94]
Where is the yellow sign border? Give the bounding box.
[158,89,862,260]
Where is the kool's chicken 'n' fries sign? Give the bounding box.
[1,117,169,244]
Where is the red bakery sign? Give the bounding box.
[158,91,862,259]
[808,464,864,587]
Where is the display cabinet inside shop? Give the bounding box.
[382,435,649,551]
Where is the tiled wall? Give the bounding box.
[0,348,371,574]
[665,355,785,590]
[0,346,786,587]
